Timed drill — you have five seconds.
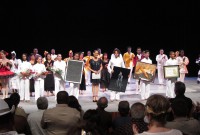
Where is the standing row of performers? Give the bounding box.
[0,47,192,102]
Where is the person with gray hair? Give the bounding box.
[114,102,148,135]
[27,97,48,135]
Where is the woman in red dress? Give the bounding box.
[0,50,14,99]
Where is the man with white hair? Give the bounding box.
[28,97,48,135]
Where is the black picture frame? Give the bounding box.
[108,66,130,92]
[65,60,84,83]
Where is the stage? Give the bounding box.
[1,77,200,114]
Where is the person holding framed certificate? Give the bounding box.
[165,51,179,98]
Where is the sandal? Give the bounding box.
[95,96,98,102]
[93,96,96,102]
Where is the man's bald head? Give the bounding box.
[97,97,108,109]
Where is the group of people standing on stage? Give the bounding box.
[156,49,190,98]
[0,47,193,102]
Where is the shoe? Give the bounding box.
[93,96,95,102]
[95,96,98,102]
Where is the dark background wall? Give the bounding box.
[1,1,200,76]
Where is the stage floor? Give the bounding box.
[1,77,200,113]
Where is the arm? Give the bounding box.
[87,59,97,73]
[123,53,129,63]
[184,57,189,66]
[97,63,103,74]
[107,60,112,74]
[156,55,162,63]
[41,112,47,129]
[121,59,125,68]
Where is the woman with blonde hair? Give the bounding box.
[133,94,183,135]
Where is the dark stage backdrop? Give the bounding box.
[1,1,200,77]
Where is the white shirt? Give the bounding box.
[27,110,47,135]
[33,63,46,80]
[165,58,178,66]
[107,56,125,73]
[137,54,142,60]
[10,58,22,74]
[18,61,32,79]
[53,60,66,80]
[141,57,152,64]
[51,54,57,61]
[156,54,168,66]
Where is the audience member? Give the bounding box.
[0,99,17,134]
[96,97,112,135]
[114,102,148,135]
[10,93,27,118]
[41,91,81,135]
[169,81,193,117]
[166,99,200,135]
[68,95,84,118]
[6,93,31,135]
[28,97,48,135]
[112,101,131,129]
[133,94,183,135]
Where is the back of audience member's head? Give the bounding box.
[0,99,15,132]
[118,101,130,117]
[57,91,69,104]
[146,94,170,125]
[171,99,188,118]
[174,81,186,96]
[9,93,20,108]
[37,97,48,110]
[97,97,108,110]
[68,96,82,112]
[82,109,101,134]
[130,102,145,119]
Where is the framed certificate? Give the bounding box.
[163,65,180,79]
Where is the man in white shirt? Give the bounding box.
[156,49,168,85]
[108,48,125,101]
[53,54,66,99]
[177,50,189,82]
[51,49,57,61]
[140,50,152,100]
[165,51,178,98]
[33,56,46,101]
[28,97,48,135]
